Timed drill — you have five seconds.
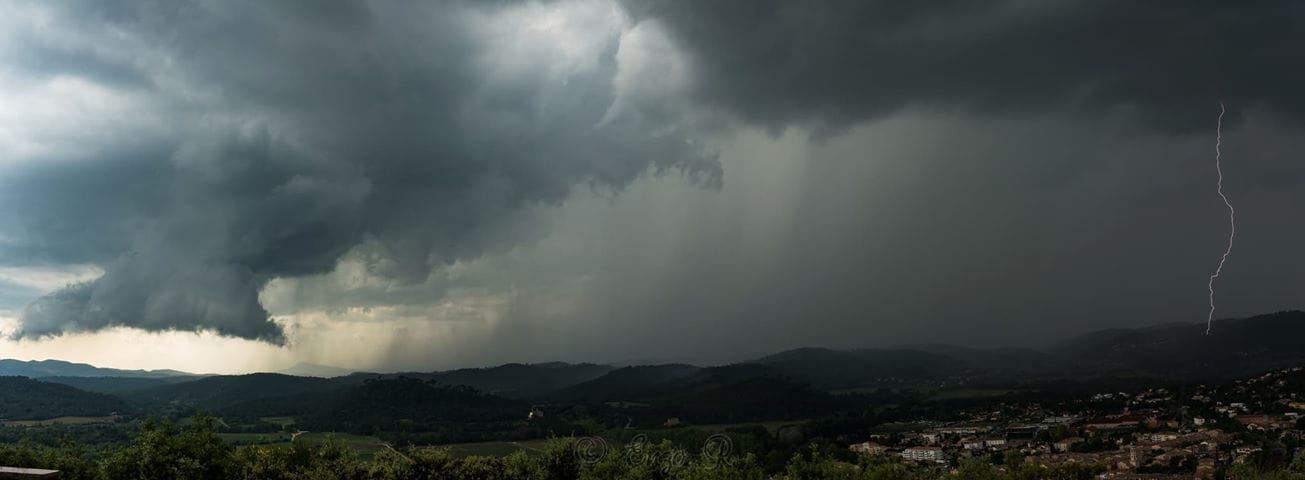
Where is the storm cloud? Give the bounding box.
[623,0,1305,132]
[2,0,1304,370]
[2,0,715,342]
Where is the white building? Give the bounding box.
[902,446,946,462]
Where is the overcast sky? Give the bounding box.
[1,0,1303,374]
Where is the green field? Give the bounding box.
[260,416,297,427]
[296,433,384,452]
[215,426,557,459]
[442,439,554,457]
[1,416,119,427]
[217,432,387,455]
[217,432,293,445]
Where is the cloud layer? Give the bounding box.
[2,1,1303,369]
[624,0,1305,132]
[2,0,715,342]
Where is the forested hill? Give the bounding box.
[2,310,1304,419]
[1047,310,1305,379]
[0,376,127,420]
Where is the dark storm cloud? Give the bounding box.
[622,0,1305,132]
[3,0,716,342]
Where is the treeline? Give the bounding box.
[6,417,1305,480]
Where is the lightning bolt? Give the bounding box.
[1206,102,1233,335]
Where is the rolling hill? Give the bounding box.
[0,376,128,420]
[749,347,967,389]
[550,364,701,401]
[40,376,193,395]
[1047,310,1305,379]
[3,310,1303,418]
[122,373,340,417]
[425,362,614,399]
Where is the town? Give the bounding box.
[846,367,1305,478]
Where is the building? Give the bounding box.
[902,446,946,462]
[1196,458,1217,479]
[1053,437,1082,453]
[1234,414,1282,430]
[936,426,982,435]
[1042,415,1077,425]
[1127,446,1149,469]
[1145,432,1180,443]
[849,442,887,454]
[1084,414,1145,432]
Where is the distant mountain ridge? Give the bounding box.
[748,347,968,389]
[0,359,194,379]
[40,376,194,395]
[550,364,701,401]
[2,310,1303,406]
[424,362,614,399]
[1045,310,1305,379]
[277,362,355,378]
[746,311,1305,386]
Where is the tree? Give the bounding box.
[101,417,235,480]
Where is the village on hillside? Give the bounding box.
[849,367,1305,478]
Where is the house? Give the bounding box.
[1084,414,1145,432]
[1053,437,1082,453]
[1234,415,1282,430]
[1042,415,1077,425]
[1196,458,1217,479]
[961,438,984,450]
[983,438,1007,448]
[1003,438,1030,450]
[1146,432,1180,443]
[849,442,887,454]
[902,446,946,462]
